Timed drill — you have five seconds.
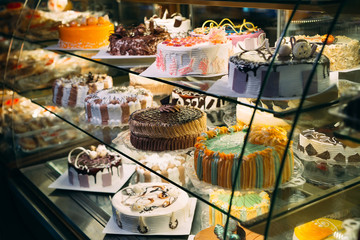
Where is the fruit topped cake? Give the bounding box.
[155,28,232,76]
[58,15,114,49]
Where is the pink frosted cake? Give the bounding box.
[191,18,265,52]
[155,28,232,77]
[68,144,123,188]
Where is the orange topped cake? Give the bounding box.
[58,15,114,49]
[194,125,294,190]
[293,218,343,240]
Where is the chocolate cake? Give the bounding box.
[108,23,170,55]
[129,104,207,151]
[343,96,360,131]
[68,145,123,188]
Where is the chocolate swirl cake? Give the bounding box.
[129,105,206,151]
[108,24,170,55]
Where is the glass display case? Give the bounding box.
[1,0,360,239]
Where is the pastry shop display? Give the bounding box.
[111,183,191,234]
[156,28,232,77]
[293,35,360,71]
[145,9,191,38]
[58,15,114,49]
[68,144,123,188]
[191,18,265,52]
[194,125,294,190]
[129,104,207,151]
[228,37,332,98]
[209,189,270,224]
[171,87,228,111]
[195,224,264,240]
[293,217,343,240]
[84,86,153,126]
[0,3,90,41]
[108,24,170,56]
[52,72,113,107]
[296,125,360,185]
[135,153,188,186]
[129,67,174,96]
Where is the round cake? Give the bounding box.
[195,225,264,240]
[209,189,270,225]
[145,10,191,39]
[129,104,207,151]
[68,144,123,188]
[171,87,228,111]
[58,15,114,49]
[156,28,232,77]
[84,86,153,126]
[228,39,331,98]
[136,153,187,186]
[112,183,190,234]
[194,125,294,190]
[52,72,113,107]
[191,18,265,52]
[297,127,360,184]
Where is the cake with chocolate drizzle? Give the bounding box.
[84,86,153,126]
[112,183,191,234]
[129,104,207,151]
[108,23,170,56]
[52,72,113,107]
[297,126,360,184]
[68,144,123,188]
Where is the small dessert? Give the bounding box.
[129,67,174,96]
[112,183,191,234]
[293,218,343,240]
[156,28,232,76]
[68,144,123,188]
[144,9,191,38]
[58,15,114,49]
[136,153,187,186]
[171,87,228,111]
[129,104,207,151]
[108,24,170,55]
[52,72,113,107]
[48,0,72,12]
[194,125,294,190]
[84,86,153,126]
[228,37,331,98]
[209,189,270,224]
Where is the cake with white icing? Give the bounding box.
[145,10,191,39]
[171,87,227,111]
[112,183,190,234]
[84,86,153,126]
[293,35,360,71]
[297,126,360,184]
[191,18,265,53]
[52,72,113,107]
[68,144,123,188]
[156,28,232,77]
[228,37,331,98]
[136,153,187,186]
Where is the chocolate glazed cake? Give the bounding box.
[108,23,170,55]
[129,105,207,151]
